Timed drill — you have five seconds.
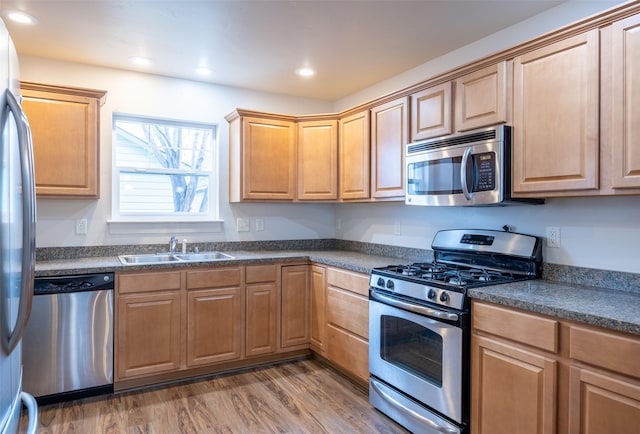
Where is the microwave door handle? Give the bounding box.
[460,147,472,201]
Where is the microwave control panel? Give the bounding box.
[475,152,495,191]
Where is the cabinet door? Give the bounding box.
[281,265,310,348]
[455,62,508,131]
[568,367,640,434]
[310,265,326,354]
[187,287,243,366]
[20,83,105,198]
[242,116,296,200]
[327,323,369,384]
[512,30,600,194]
[611,14,640,188]
[339,110,370,200]
[472,335,557,434]
[410,82,453,141]
[298,119,338,200]
[246,282,278,357]
[370,97,408,199]
[117,291,182,380]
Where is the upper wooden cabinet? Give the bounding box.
[339,110,371,200]
[512,30,600,194]
[455,62,508,132]
[611,14,640,189]
[370,97,408,200]
[20,82,106,199]
[227,112,296,201]
[410,82,453,141]
[297,119,338,200]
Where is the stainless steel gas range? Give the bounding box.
[368,228,542,434]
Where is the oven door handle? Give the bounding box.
[370,379,459,434]
[371,290,459,321]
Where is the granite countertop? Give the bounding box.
[36,250,640,337]
[34,250,403,277]
[469,280,640,336]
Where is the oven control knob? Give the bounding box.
[439,292,450,303]
[428,289,436,299]
[377,277,385,287]
[386,280,394,290]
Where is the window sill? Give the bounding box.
[107,219,224,235]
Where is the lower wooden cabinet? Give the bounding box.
[472,335,557,434]
[309,265,327,355]
[117,290,182,379]
[324,267,370,384]
[472,300,640,434]
[245,264,279,357]
[116,263,307,387]
[116,271,183,379]
[281,265,310,349]
[187,287,243,366]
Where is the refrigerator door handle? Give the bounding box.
[1,89,36,354]
[20,392,38,434]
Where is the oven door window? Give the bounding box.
[380,314,443,387]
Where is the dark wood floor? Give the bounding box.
[33,359,409,433]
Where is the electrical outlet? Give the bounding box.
[236,217,250,232]
[255,218,264,231]
[75,218,88,235]
[336,218,342,231]
[546,226,561,248]
[393,221,401,235]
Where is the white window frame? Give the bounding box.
[111,113,220,223]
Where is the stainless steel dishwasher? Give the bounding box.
[22,273,114,404]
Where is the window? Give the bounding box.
[112,114,218,221]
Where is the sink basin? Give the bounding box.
[118,251,234,265]
[118,253,180,265]
[173,252,234,261]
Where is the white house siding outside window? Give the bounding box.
[112,114,218,221]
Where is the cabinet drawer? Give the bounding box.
[570,326,640,379]
[246,264,277,283]
[327,324,369,383]
[186,267,241,290]
[326,268,369,297]
[327,286,368,339]
[473,302,558,353]
[118,271,182,294]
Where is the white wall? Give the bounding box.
[19,56,336,247]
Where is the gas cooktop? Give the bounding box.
[370,228,542,311]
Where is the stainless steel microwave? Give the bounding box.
[405,125,543,206]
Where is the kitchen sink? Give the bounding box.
[173,252,234,261]
[118,251,234,265]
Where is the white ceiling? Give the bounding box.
[3,0,567,101]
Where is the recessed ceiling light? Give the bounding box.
[295,67,316,77]
[6,11,38,25]
[129,56,152,67]
[195,67,212,76]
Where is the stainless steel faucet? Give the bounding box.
[169,236,178,253]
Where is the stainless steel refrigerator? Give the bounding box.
[0,18,38,434]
